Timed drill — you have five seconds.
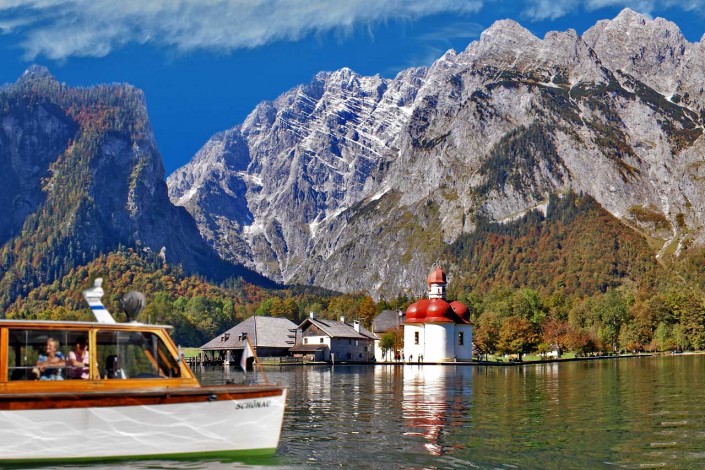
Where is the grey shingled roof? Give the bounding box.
[200,316,298,350]
[372,310,404,334]
[299,318,377,340]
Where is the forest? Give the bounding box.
[4,192,705,357]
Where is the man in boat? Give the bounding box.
[67,336,89,379]
[35,337,66,380]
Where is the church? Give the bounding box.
[404,267,473,362]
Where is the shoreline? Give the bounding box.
[193,351,705,369]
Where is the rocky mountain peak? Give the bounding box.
[17,64,55,83]
[168,9,705,298]
[473,19,540,64]
[583,8,689,96]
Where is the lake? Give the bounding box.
[36,355,705,469]
[189,354,705,469]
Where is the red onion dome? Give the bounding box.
[449,301,470,323]
[405,299,430,323]
[427,267,446,285]
[425,299,454,323]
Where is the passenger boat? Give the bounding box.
[0,279,287,464]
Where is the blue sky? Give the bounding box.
[0,1,704,176]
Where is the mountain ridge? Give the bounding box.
[166,8,705,298]
[0,68,272,311]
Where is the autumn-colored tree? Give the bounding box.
[358,296,376,328]
[497,316,539,361]
[563,328,599,356]
[474,312,500,361]
[379,329,403,361]
[541,317,571,352]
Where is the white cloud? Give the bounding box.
[522,0,705,21]
[0,0,484,60]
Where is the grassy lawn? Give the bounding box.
[481,352,577,362]
[180,347,201,358]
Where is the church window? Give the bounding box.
[414,332,419,345]
[458,332,464,346]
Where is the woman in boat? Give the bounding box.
[67,336,89,379]
[35,337,66,380]
[102,355,126,379]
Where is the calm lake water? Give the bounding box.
[33,355,705,469]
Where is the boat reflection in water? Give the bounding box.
[402,364,472,456]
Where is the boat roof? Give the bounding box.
[0,319,173,330]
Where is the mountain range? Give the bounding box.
[166,8,705,298]
[2,8,705,311]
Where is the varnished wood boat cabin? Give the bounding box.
[0,318,197,392]
[0,279,287,463]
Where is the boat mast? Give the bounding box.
[82,278,117,324]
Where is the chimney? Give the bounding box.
[353,320,360,333]
[340,316,345,323]
[310,312,316,320]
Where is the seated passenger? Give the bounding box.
[36,337,66,380]
[102,355,126,379]
[67,336,89,379]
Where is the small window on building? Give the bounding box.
[458,331,464,346]
[304,338,308,344]
[414,332,419,345]
[320,338,324,344]
[348,339,352,345]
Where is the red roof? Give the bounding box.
[427,267,446,285]
[405,298,470,324]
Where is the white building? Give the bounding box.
[403,267,473,362]
[293,313,377,362]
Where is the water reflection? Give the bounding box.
[401,365,472,456]
[140,357,705,469]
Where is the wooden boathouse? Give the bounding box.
[199,316,297,365]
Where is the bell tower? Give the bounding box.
[427,266,446,300]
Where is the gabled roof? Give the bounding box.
[200,316,298,350]
[299,317,377,340]
[372,310,404,334]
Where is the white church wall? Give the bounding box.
[404,324,424,361]
[424,323,454,362]
[453,324,473,361]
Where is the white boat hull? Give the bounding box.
[0,390,287,462]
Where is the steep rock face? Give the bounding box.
[0,68,263,309]
[168,9,705,297]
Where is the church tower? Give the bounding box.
[427,266,446,300]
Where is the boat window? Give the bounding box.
[96,330,181,379]
[6,329,89,381]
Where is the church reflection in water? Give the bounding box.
[400,365,473,455]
